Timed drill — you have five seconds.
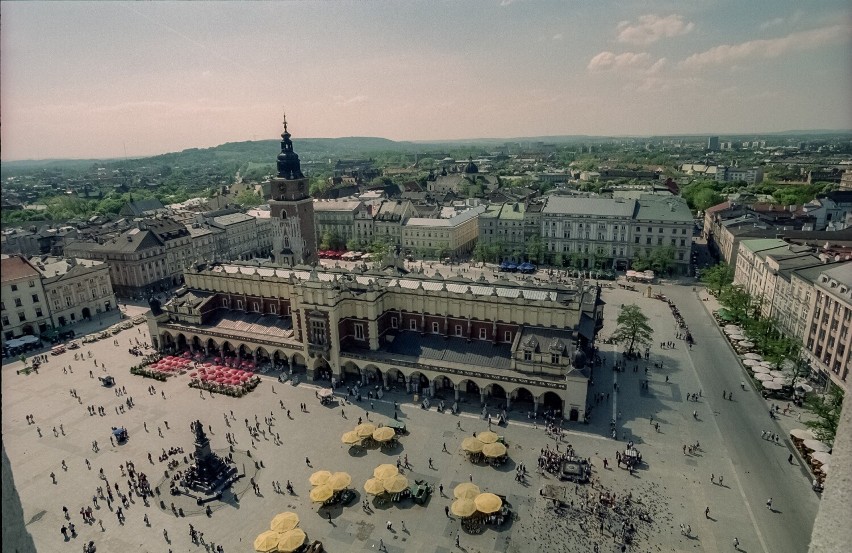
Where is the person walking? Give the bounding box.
[733,537,739,549]
[766,497,772,510]
[705,506,710,518]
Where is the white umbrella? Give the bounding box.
[772,377,787,386]
[724,325,743,333]
[727,334,745,341]
[769,370,785,379]
[757,361,773,368]
[819,464,830,475]
[754,373,773,381]
[743,353,763,361]
[789,428,814,440]
[810,451,831,465]
[781,359,797,371]
[762,381,782,390]
[802,439,830,453]
[743,359,760,367]
[738,340,755,348]
[751,366,771,374]
[795,383,814,394]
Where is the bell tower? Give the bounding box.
[268,113,317,265]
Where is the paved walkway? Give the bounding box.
[2,283,819,553]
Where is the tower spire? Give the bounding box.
[276,112,303,179]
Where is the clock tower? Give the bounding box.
[268,114,317,265]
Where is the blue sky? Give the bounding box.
[1,0,850,160]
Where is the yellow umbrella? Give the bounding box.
[477,431,499,444]
[373,464,398,480]
[327,472,352,491]
[270,512,300,533]
[309,470,332,486]
[364,477,386,495]
[453,482,480,500]
[373,427,395,442]
[482,442,508,458]
[461,437,484,453]
[355,423,377,438]
[309,484,334,503]
[253,530,281,553]
[277,528,307,553]
[451,498,477,518]
[383,474,409,494]
[474,492,502,514]
[341,431,361,445]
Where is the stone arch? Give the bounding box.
[176,333,187,351]
[255,347,270,363]
[221,341,234,356]
[161,331,175,350]
[238,343,252,358]
[190,335,202,351]
[484,383,507,400]
[540,391,563,414]
[206,338,219,354]
[457,378,481,396]
[511,386,535,406]
[313,357,332,382]
[341,361,361,383]
[408,371,430,394]
[362,364,382,387]
[433,374,454,393]
[386,368,406,389]
[291,352,307,373]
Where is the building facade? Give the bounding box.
[34,257,117,329]
[401,206,485,258]
[1,255,52,345]
[148,262,603,420]
[803,264,851,391]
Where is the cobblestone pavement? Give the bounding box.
[2,283,818,553]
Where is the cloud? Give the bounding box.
[587,51,656,71]
[681,24,849,69]
[616,14,694,45]
[552,33,563,41]
[760,11,803,30]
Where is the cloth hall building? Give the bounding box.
[148,262,602,420]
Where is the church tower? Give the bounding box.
[268,114,317,265]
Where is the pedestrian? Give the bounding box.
[327,512,332,523]
[719,475,723,486]
[469,474,473,482]
[455,533,460,547]
[429,457,434,469]
[705,506,710,518]
[766,497,772,510]
[733,537,739,549]
[386,520,393,531]
[439,484,444,496]
[305,457,311,466]
[445,505,450,517]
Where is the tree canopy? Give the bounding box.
[611,304,654,355]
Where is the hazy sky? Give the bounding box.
[2,0,850,160]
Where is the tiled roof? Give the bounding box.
[0,255,40,283]
[543,197,635,217]
[384,331,512,370]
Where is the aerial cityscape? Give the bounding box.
[1,2,850,553]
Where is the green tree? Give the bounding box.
[525,235,544,264]
[648,245,676,274]
[346,237,363,251]
[611,304,654,355]
[702,263,734,295]
[719,284,752,324]
[805,385,844,447]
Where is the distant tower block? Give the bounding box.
[707,136,720,152]
[268,113,317,266]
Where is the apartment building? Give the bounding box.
[33,256,117,329]
[401,206,486,258]
[1,255,52,345]
[804,264,851,391]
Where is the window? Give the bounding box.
[252,302,259,312]
[236,300,244,310]
[551,354,560,364]
[11,285,18,292]
[658,227,663,233]
[432,322,440,333]
[28,280,35,288]
[0,301,4,310]
[14,298,22,307]
[310,319,326,345]
[409,319,417,331]
[657,238,663,245]
[18,312,26,322]
[646,237,651,245]
[391,317,398,329]
[65,297,73,307]
[479,328,487,340]
[524,350,532,361]
[455,325,463,337]
[354,323,364,340]
[680,239,686,247]
[1,315,8,326]
[505,331,512,342]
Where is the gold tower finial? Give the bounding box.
[282,110,288,133]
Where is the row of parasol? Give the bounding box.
[789,428,832,479]
[308,470,352,503]
[209,356,256,370]
[461,433,508,458]
[188,365,256,386]
[450,483,503,517]
[253,512,306,553]
[146,355,192,375]
[363,464,410,495]
[341,423,396,445]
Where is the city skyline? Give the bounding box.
[2,0,851,161]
